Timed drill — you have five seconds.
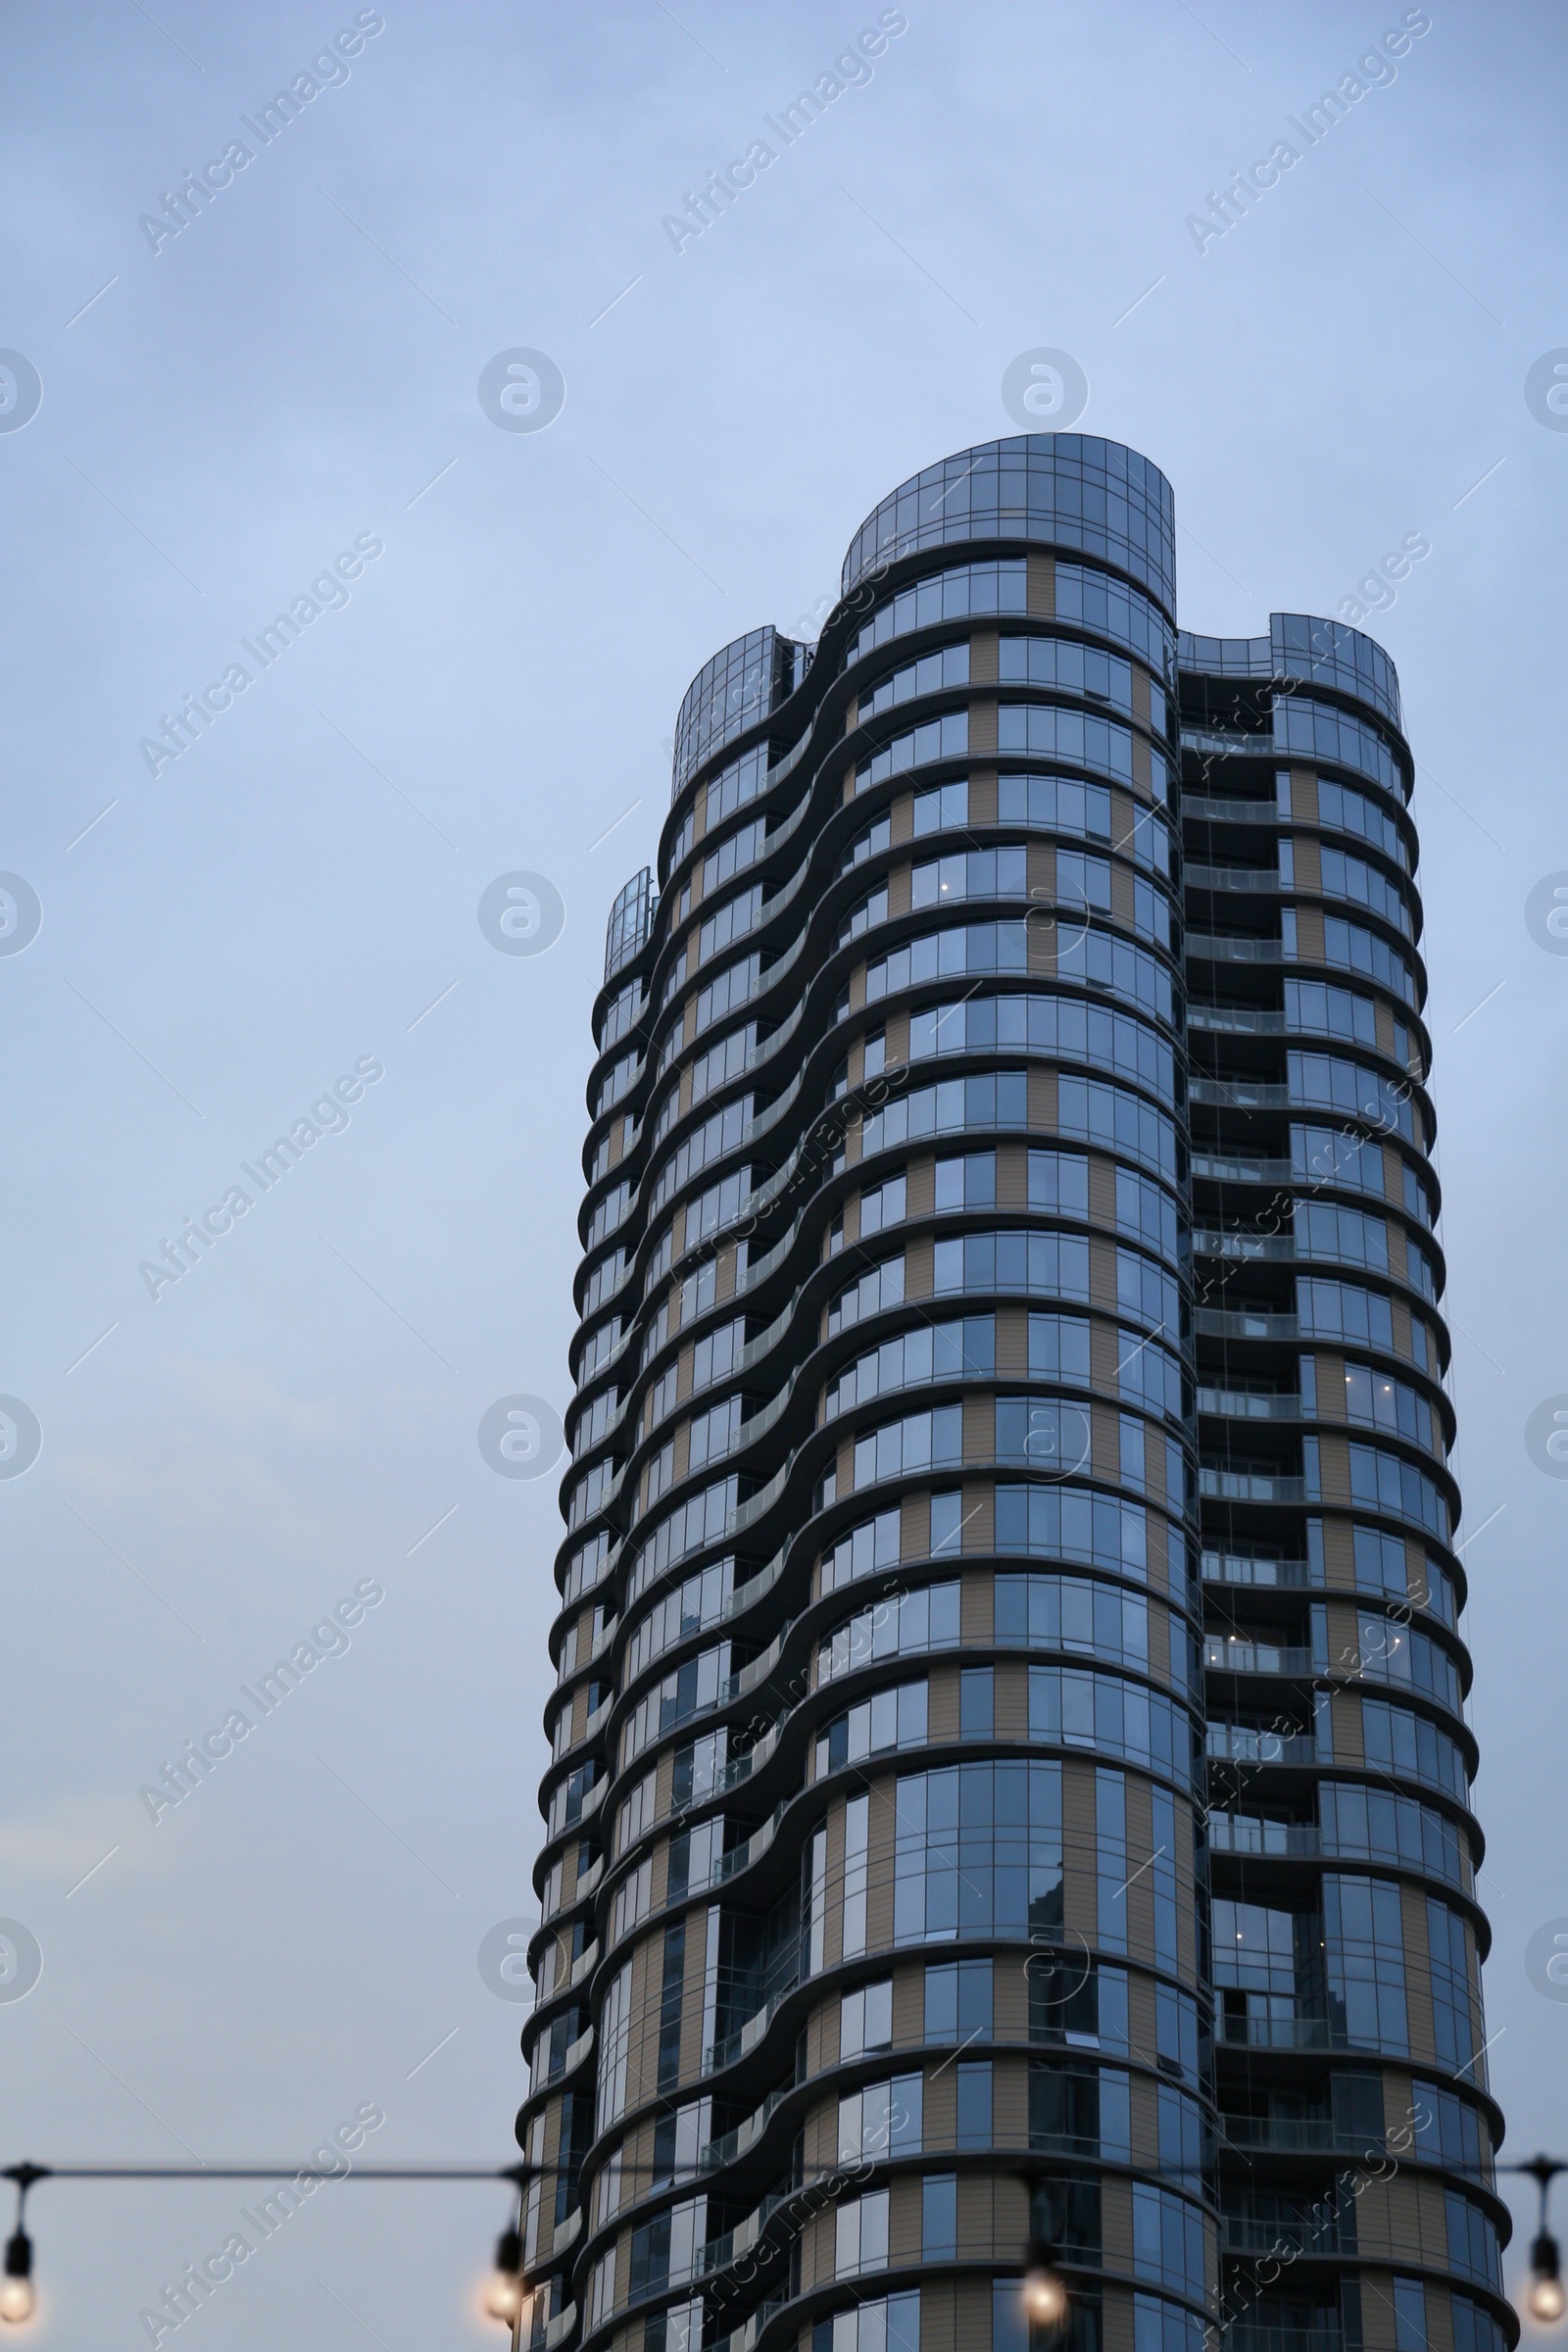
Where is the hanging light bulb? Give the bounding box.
[1022,2236,1068,2332]
[0,2227,33,2325]
[1531,2230,1566,2324]
[484,2223,525,2325]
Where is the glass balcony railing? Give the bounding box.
[1198,1388,1302,1421]
[1187,1004,1288,1035]
[1219,2012,1332,2048]
[1208,1811,1320,1855]
[1205,1636,1313,1674]
[1202,1550,1312,1588]
[1206,1722,1320,1765]
[1183,795,1281,824]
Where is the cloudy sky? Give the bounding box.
[2,0,1567,2338]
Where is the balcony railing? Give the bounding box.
[1190,1078,1291,1110]
[1202,1550,1312,1588]
[1191,1152,1294,1182]
[1182,726,1274,758]
[1188,865,1286,895]
[1199,1469,1306,1503]
[1184,796,1282,824]
[1208,1812,1321,1856]
[1194,1229,1296,1261]
[1219,2013,1332,2048]
[1207,1723,1320,1766]
[1198,1389,1302,1421]
[1188,1004,1288,1036]
[1186,934,1286,962]
[1196,1308,1299,1341]
[1205,1637,1314,1675]
[1219,2116,1375,2154]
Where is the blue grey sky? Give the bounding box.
[2,0,1566,2338]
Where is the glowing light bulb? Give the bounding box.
[0,2229,32,2326]
[1023,2264,1068,2328]
[485,2269,524,2324]
[484,2223,525,2326]
[1530,2276,1567,2325]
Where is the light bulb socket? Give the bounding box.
[1,2234,28,2283]
[1534,2231,1562,2283]
[495,2224,523,2276]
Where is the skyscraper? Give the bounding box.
[518,437,1509,2352]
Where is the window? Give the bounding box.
[1319,1783,1465,1888]
[841,1978,893,2059]
[958,2060,992,2154]
[847,559,1026,662]
[1131,2293,1207,2352]
[1321,910,1417,1006]
[894,1760,1062,1943]
[961,1667,995,1738]
[912,845,1027,909]
[1030,2064,1130,2159]
[859,641,969,722]
[818,1583,961,1683]
[1361,1699,1467,1801]
[1056,1072,1179,1182]
[1317,776,1406,866]
[838,2073,923,2159]
[858,1171,907,1239]
[847,1405,963,1494]
[1451,2298,1507,2352]
[855,710,968,792]
[1446,2191,1502,2289]
[999,770,1113,841]
[825,1316,995,1418]
[1274,695,1402,798]
[1292,1123,1386,1195]
[657,1924,686,2091]
[836,2187,889,2277]
[818,1685,930,1776]
[1029,1316,1094,1386]
[1319,845,1411,938]
[999,633,1134,710]
[998,702,1134,782]
[926,1956,993,2043]
[908,991,1175,1102]
[864,919,1174,1027]
[1029,1954,1128,2052]
[1116,1166,1181,1260]
[1028,1666,1193,1788]
[1410,2078,1482,2173]
[598,1963,632,2124]
[934,1229,1093,1304]
[913,778,971,836]
[995,1574,1149,1667]
[995,1484,1149,1578]
[1131,2182,1207,2300]
[936,1150,997,1209]
[1344,1445,1448,1542]
[812,2292,920,2352]
[821,1509,902,1594]
[922,2174,957,2259]
[1324,1874,1407,2054]
[859,1070,1029,1152]
[1297,1200,1389,1272]
[1428,1901,1477,2071]
[1354,1612,1460,1711]
[1285,977,1379,1047]
[1097,1766,1128,1953]
[1297,1278,1394,1349]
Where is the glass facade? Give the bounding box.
[520,437,1509,2352]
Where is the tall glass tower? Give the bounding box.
[516,438,1510,2352]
